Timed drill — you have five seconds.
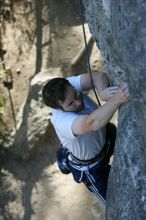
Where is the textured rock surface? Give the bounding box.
[83,0,146,219]
[2,68,63,158]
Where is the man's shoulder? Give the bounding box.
[51,109,79,136]
[66,75,82,91]
[51,109,63,119]
[51,109,77,123]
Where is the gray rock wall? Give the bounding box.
[83,0,146,219]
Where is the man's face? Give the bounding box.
[59,85,84,112]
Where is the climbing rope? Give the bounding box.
[79,0,101,107]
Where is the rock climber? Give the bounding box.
[42,72,129,205]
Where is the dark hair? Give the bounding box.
[42,78,70,109]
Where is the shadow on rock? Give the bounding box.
[0,124,60,220]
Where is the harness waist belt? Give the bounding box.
[70,123,115,165]
[70,140,110,165]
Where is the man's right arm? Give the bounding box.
[72,83,129,136]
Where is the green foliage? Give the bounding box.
[0,71,6,79]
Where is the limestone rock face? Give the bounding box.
[83,0,146,219]
[5,68,62,158]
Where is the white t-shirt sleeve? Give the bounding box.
[67,75,82,91]
[51,111,79,139]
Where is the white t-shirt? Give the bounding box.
[51,75,106,160]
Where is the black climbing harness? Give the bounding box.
[79,0,101,107]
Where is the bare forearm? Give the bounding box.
[72,98,120,135]
[92,72,109,95]
[72,83,129,136]
[71,97,119,136]
[87,96,120,130]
